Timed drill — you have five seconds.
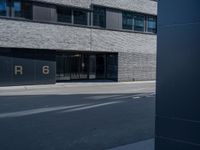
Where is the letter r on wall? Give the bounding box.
[15,66,23,75]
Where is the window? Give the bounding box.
[0,0,7,16]
[93,6,106,28]
[57,6,72,23]
[147,16,156,33]
[122,11,133,30]
[13,0,32,19]
[73,9,88,25]
[0,1,157,34]
[134,14,145,32]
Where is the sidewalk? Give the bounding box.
[0,81,155,90]
[109,139,154,150]
[0,80,155,96]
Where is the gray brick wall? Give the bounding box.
[118,52,156,82]
[91,29,156,54]
[0,20,91,51]
[0,19,156,54]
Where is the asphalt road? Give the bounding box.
[0,81,155,150]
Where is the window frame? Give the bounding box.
[12,0,33,20]
[73,9,88,26]
[122,11,134,30]
[133,13,145,32]
[93,5,106,28]
[57,5,72,24]
[146,15,157,33]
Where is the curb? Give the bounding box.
[0,81,155,90]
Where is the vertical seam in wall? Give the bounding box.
[90,0,93,51]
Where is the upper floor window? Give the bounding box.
[93,6,106,28]
[147,16,156,33]
[0,0,7,16]
[123,10,156,34]
[0,0,157,34]
[13,0,32,19]
[0,0,32,19]
[122,11,133,30]
[57,6,72,23]
[134,14,145,32]
[74,9,88,25]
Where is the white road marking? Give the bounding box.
[87,95,121,100]
[61,101,123,113]
[0,104,89,118]
[112,95,134,100]
[133,96,141,99]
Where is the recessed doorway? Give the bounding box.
[56,52,118,81]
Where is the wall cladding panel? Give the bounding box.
[0,19,156,54]
[0,49,13,85]
[0,19,91,52]
[0,48,56,86]
[156,0,200,149]
[118,52,156,81]
[91,29,157,54]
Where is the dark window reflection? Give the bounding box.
[14,0,32,19]
[134,14,145,32]
[74,10,88,25]
[93,6,106,28]
[56,52,118,81]
[122,11,133,30]
[96,54,106,79]
[0,0,7,16]
[57,6,72,23]
[147,16,157,33]
[80,54,89,79]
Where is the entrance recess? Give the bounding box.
[56,52,117,81]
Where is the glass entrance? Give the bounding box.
[56,55,70,81]
[96,54,106,79]
[56,52,118,81]
[80,54,89,79]
[89,55,96,79]
[70,54,81,80]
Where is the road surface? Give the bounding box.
[0,81,155,150]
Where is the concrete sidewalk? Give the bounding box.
[0,81,155,90]
[109,139,154,150]
[0,81,155,96]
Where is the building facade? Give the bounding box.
[0,0,157,86]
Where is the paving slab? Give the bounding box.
[109,139,154,150]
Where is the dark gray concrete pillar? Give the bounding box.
[156,1,200,150]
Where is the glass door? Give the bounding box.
[96,54,106,79]
[70,54,81,80]
[89,55,96,79]
[80,54,89,79]
[56,55,70,81]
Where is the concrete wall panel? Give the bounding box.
[156,0,200,149]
